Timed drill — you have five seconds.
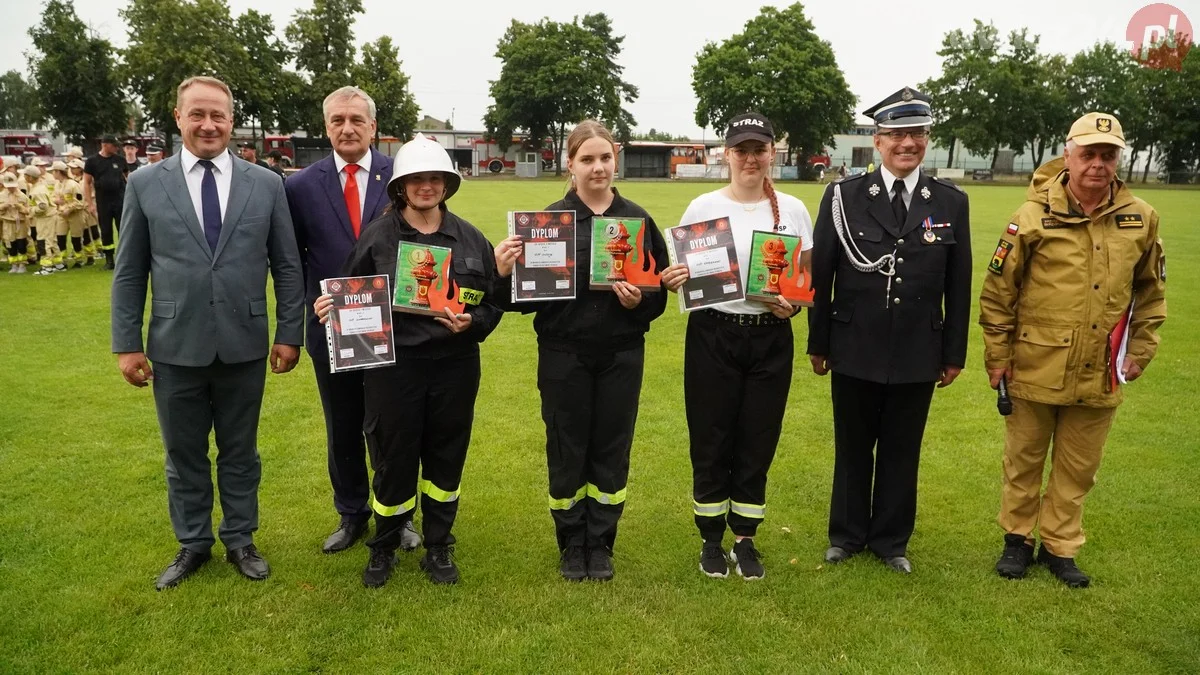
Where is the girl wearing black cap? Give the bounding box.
[493,120,670,582]
[661,112,813,580]
[314,135,504,587]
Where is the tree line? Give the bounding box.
[4,1,1196,181]
[921,20,1199,182]
[9,0,417,149]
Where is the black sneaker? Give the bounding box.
[362,548,397,588]
[699,541,728,578]
[420,544,459,585]
[730,538,765,580]
[1038,545,1090,588]
[586,547,614,582]
[559,545,587,582]
[995,534,1035,580]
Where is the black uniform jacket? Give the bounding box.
[498,188,670,354]
[807,169,971,384]
[343,206,503,359]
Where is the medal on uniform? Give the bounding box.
[922,216,936,243]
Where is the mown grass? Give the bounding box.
[0,179,1196,673]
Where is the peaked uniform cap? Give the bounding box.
[864,87,934,129]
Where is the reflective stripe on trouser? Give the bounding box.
[538,345,642,551]
[998,397,1115,558]
[362,352,480,551]
[685,310,793,541]
[730,500,765,519]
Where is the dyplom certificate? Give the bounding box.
[508,210,576,302]
[745,231,814,307]
[319,275,396,372]
[589,217,663,292]
[392,242,469,317]
[665,217,744,311]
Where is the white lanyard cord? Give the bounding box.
[832,183,897,308]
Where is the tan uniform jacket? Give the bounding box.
[56,178,86,226]
[979,158,1166,408]
[1,189,30,222]
[27,180,54,228]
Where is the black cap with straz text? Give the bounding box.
[725,112,775,147]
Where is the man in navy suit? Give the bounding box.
[286,86,418,553]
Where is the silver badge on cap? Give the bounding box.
[902,88,914,102]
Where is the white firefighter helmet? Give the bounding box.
[387,134,461,204]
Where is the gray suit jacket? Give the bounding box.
[111,151,304,366]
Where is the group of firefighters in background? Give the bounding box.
[0,137,166,275]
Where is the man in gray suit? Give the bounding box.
[111,76,305,590]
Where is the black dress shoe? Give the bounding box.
[824,546,854,564]
[155,547,211,590]
[882,556,913,574]
[399,519,421,552]
[323,518,369,554]
[226,544,270,580]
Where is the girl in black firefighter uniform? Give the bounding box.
[661,113,813,580]
[494,120,669,582]
[316,135,503,587]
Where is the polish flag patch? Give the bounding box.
[1006,223,1019,235]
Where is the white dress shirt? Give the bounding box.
[333,151,372,223]
[880,165,920,211]
[180,147,232,231]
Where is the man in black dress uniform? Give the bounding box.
[807,87,972,573]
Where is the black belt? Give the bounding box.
[700,308,789,326]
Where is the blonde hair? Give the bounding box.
[565,119,617,194]
[176,76,233,111]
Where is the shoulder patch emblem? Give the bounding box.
[1007,223,1019,235]
[1115,213,1144,228]
[988,240,1014,275]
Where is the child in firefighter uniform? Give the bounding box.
[315,135,503,587]
[493,120,670,582]
[980,112,1166,588]
[67,158,97,265]
[50,161,85,268]
[2,173,30,273]
[661,113,814,580]
[25,165,62,276]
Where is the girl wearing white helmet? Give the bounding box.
[493,120,670,582]
[314,134,503,587]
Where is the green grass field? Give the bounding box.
[1,179,1197,673]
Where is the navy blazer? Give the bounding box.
[285,148,393,357]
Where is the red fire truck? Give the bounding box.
[2,131,55,159]
[474,137,556,174]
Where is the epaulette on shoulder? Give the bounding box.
[930,176,965,194]
[835,172,867,185]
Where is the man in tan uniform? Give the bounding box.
[979,112,1167,588]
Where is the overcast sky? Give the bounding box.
[1,0,1194,136]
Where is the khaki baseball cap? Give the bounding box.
[1068,112,1126,148]
[1,173,16,186]
[50,160,69,172]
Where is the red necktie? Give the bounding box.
[344,164,361,239]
